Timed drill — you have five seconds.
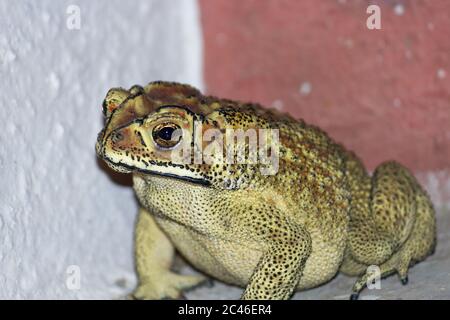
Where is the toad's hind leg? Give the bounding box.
[343,161,436,299]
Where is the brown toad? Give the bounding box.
[95,81,436,300]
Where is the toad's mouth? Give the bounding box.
[102,156,211,187]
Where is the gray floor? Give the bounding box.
[184,206,450,300]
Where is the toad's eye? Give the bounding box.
[152,123,182,149]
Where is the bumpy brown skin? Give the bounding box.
[96,81,436,300]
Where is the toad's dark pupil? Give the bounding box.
[158,127,175,141]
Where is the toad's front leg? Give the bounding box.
[240,209,312,300]
[132,208,208,299]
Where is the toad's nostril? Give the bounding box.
[111,131,124,143]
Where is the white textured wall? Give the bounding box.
[0,0,203,299]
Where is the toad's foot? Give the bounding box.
[130,273,208,300]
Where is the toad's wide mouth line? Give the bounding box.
[103,156,212,187]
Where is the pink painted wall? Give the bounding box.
[199,0,450,172]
